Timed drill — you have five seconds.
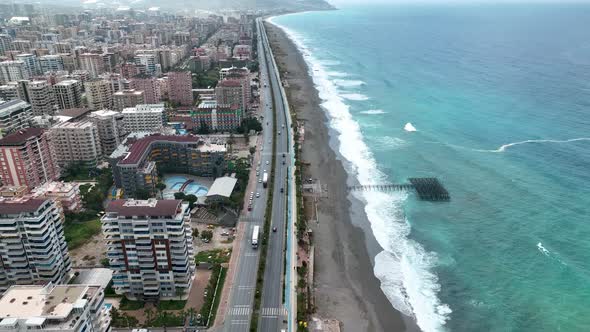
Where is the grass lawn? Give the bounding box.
[158,300,186,310]
[64,219,102,250]
[195,249,232,265]
[119,298,145,311]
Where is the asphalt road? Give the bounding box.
[222,18,285,332]
[257,18,291,332]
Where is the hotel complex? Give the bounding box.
[102,199,195,299]
[109,134,226,198]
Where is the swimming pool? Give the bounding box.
[163,175,208,199]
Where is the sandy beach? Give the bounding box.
[264,21,419,332]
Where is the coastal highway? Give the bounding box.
[222,17,284,332]
[257,18,292,332]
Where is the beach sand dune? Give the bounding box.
[265,21,418,332]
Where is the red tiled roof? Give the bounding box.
[0,128,45,146]
[106,199,182,217]
[119,135,201,165]
[0,199,47,214]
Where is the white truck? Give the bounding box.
[262,172,268,188]
[252,225,260,249]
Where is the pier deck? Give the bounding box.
[348,177,450,201]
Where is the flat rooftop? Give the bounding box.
[106,199,182,217]
[0,284,97,320]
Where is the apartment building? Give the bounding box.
[0,61,28,84]
[14,54,38,77]
[0,199,72,293]
[85,79,113,111]
[79,53,105,78]
[134,52,159,76]
[18,80,56,116]
[38,54,65,73]
[54,80,83,110]
[0,128,60,188]
[0,283,111,332]
[30,181,81,212]
[197,101,242,131]
[130,76,161,104]
[109,134,225,197]
[102,199,195,299]
[113,89,145,112]
[0,100,32,138]
[88,110,126,156]
[50,121,102,168]
[167,71,193,106]
[0,83,19,101]
[215,79,248,112]
[121,104,165,133]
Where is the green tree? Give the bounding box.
[174,192,186,200]
[197,120,210,134]
[185,194,198,208]
[201,230,213,241]
[249,146,256,155]
[192,228,199,238]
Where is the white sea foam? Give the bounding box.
[334,79,366,87]
[270,18,451,332]
[494,137,590,152]
[374,136,407,151]
[326,71,349,77]
[537,242,550,256]
[404,122,417,132]
[341,93,370,101]
[360,109,386,115]
[432,137,590,153]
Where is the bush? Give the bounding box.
[119,297,145,310]
[201,230,213,242]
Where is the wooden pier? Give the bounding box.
[348,177,450,202]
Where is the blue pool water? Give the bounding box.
[163,175,208,198]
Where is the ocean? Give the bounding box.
[270,3,590,332]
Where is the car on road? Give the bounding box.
[272,227,277,232]
[248,204,252,211]
[282,160,286,165]
[256,192,260,198]
[283,153,286,158]
[280,188,284,193]
[256,171,260,176]
[266,161,269,165]
[278,131,281,135]
[259,179,262,183]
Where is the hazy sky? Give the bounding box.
[328,0,590,4]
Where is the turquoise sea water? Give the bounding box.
[272,4,590,332]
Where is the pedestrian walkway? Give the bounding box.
[228,305,252,316]
[261,307,288,317]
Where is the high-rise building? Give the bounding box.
[50,121,102,168]
[18,80,56,116]
[121,104,165,133]
[130,76,161,104]
[0,199,72,293]
[0,128,60,187]
[0,99,32,138]
[0,61,28,83]
[0,283,111,332]
[89,110,126,156]
[85,79,113,111]
[79,53,105,78]
[54,79,83,110]
[167,71,193,106]
[0,82,19,101]
[113,89,145,111]
[134,52,159,76]
[102,199,195,299]
[215,79,248,111]
[0,34,12,56]
[15,53,39,77]
[38,54,65,73]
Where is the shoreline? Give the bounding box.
[264,20,419,332]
